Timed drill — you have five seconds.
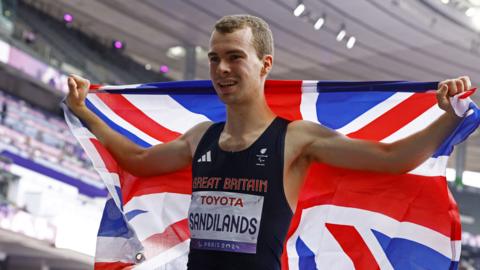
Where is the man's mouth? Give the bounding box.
[217,81,237,88]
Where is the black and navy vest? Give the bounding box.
[187,117,293,270]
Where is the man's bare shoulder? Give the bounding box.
[287,119,333,138]
[185,121,214,135]
[285,120,346,165]
[285,120,338,155]
[285,120,319,150]
[181,121,214,156]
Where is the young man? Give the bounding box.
[66,15,471,270]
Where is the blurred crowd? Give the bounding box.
[0,89,100,183]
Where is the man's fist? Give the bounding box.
[66,74,90,114]
[437,76,474,117]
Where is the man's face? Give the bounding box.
[208,27,272,104]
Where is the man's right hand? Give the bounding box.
[66,74,91,116]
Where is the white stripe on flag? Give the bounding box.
[300,80,320,123]
[133,240,190,269]
[65,120,125,208]
[76,135,123,206]
[97,172,122,207]
[124,193,191,241]
[68,125,96,139]
[88,95,160,145]
[124,94,211,134]
[95,236,140,263]
[408,156,448,177]
[356,227,394,270]
[313,229,355,270]
[98,84,142,90]
[336,92,413,135]
[452,240,461,262]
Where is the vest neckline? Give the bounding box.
[216,117,279,154]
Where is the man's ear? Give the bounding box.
[261,55,273,76]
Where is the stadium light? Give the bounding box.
[160,65,169,73]
[113,40,124,50]
[473,14,480,30]
[63,13,73,23]
[167,46,186,59]
[346,36,356,49]
[293,3,305,17]
[466,7,477,17]
[336,27,346,42]
[314,17,325,30]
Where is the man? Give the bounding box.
[66,15,472,270]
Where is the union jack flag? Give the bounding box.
[63,80,480,270]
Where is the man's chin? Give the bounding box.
[218,85,237,95]
[214,86,236,98]
[218,92,242,105]
[218,94,234,104]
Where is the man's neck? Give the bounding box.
[224,99,276,136]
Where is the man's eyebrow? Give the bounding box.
[207,50,246,57]
[225,50,246,55]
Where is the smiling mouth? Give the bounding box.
[217,81,237,87]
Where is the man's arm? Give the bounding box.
[66,75,211,177]
[290,76,471,174]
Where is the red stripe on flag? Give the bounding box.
[447,188,462,240]
[96,93,181,142]
[142,218,190,259]
[90,84,103,91]
[265,80,303,120]
[281,241,290,270]
[120,168,192,205]
[326,223,380,270]
[90,139,119,173]
[348,93,437,140]
[459,88,476,99]
[286,163,455,240]
[94,262,134,270]
[89,138,191,205]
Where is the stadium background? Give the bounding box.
[0,0,479,269]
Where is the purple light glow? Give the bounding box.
[113,41,123,49]
[63,13,73,23]
[160,65,169,73]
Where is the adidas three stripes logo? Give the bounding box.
[197,150,212,162]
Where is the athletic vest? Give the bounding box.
[187,117,293,270]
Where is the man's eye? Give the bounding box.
[209,57,219,63]
[231,55,241,60]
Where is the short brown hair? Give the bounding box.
[214,15,274,59]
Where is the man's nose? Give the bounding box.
[218,60,231,75]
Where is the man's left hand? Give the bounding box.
[437,76,474,117]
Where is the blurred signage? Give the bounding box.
[0,39,68,93]
[0,203,56,244]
